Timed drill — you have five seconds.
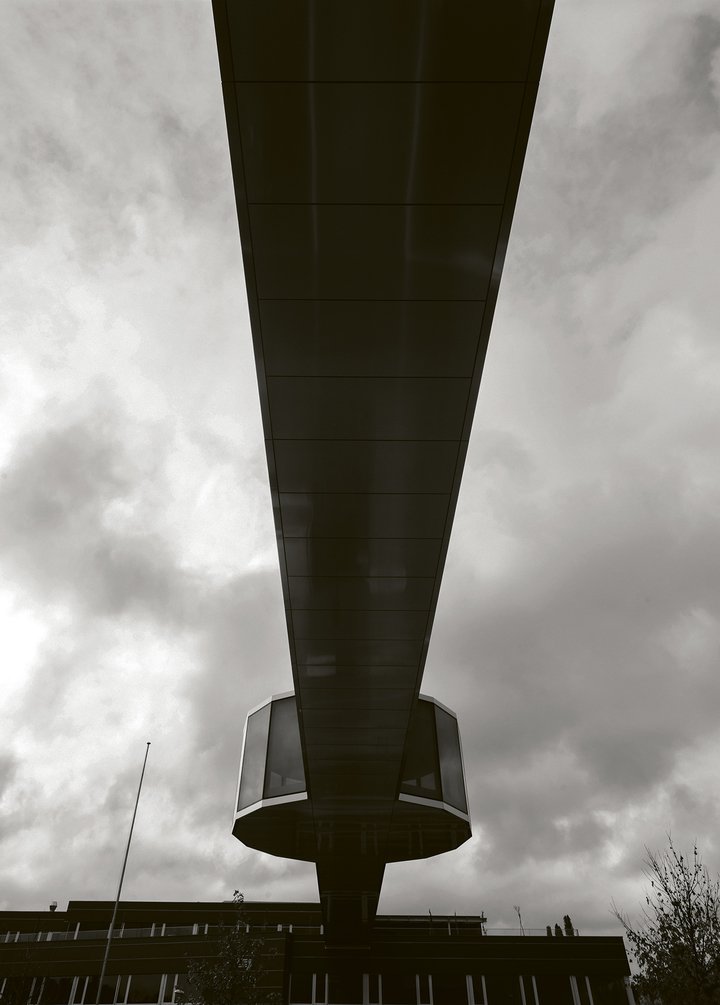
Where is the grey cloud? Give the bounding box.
[0,754,22,842]
[0,752,18,795]
[121,834,317,906]
[0,400,196,625]
[178,570,292,821]
[0,393,288,910]
[514,11,720,289]
[424,430,720,876]
[1,3,229,264]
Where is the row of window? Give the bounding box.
[0,972,191,1005]
[0,972,631,1005]
[288,972,631,1005]
[1,923,258,944]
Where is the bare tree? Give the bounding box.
[612,837,720,1004]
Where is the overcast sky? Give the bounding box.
[2,0,720,938]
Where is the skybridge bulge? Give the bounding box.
[211,0,554,944]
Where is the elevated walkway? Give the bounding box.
[212,0,555,942]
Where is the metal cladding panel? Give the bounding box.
[249,204,501,300]
[298,666,419,691]
[288,576,436,612]
[273,440,460,494]
[283,537,443,578]
[234,83,524,204]
[266,376,471,440]
[213,0,554,938]
[279,493,450,539]
[220,1,542,82]
[260,301,485,378]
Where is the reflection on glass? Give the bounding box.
[264,697,305,799]
[238,703,271,810]
[400,700,441,800]
[435,707,467,813]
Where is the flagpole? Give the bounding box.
[96,742,151,1005]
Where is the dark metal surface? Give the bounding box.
[212,0,555,942]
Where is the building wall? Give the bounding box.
[0,902,630,1005]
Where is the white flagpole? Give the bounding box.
[96,742,151,1005]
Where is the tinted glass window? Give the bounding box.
[575,977,592,1005]
[328,972,362,1004]
[469,976,485,1005]
[417,975,430,1005]
[368,975,380,1004]
[314,974,328,1004]
[238,703,271,810]
[71,979,87,1005]
[97,976,118,1004]
[264,696,305,799]
[481,976,522,1004]
[400,700,441,800]
[291,972,313,1003]
[41,977,75,1005]
[30,978,45,1004]
[126,975,162,1004]
[435,708,467,813]
[533,975,574,1004]
[169,974,190,1005]
[6,977,36,1005]
[586,977,628,1005]
[432,974,467,1005]
[382,973,416,1005]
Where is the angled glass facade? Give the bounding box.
[400,698,468,816]
[238,695,306,812]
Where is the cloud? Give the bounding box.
[0,397,187,620]
[517,5,720,287]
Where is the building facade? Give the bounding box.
[1,901,632,1005]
